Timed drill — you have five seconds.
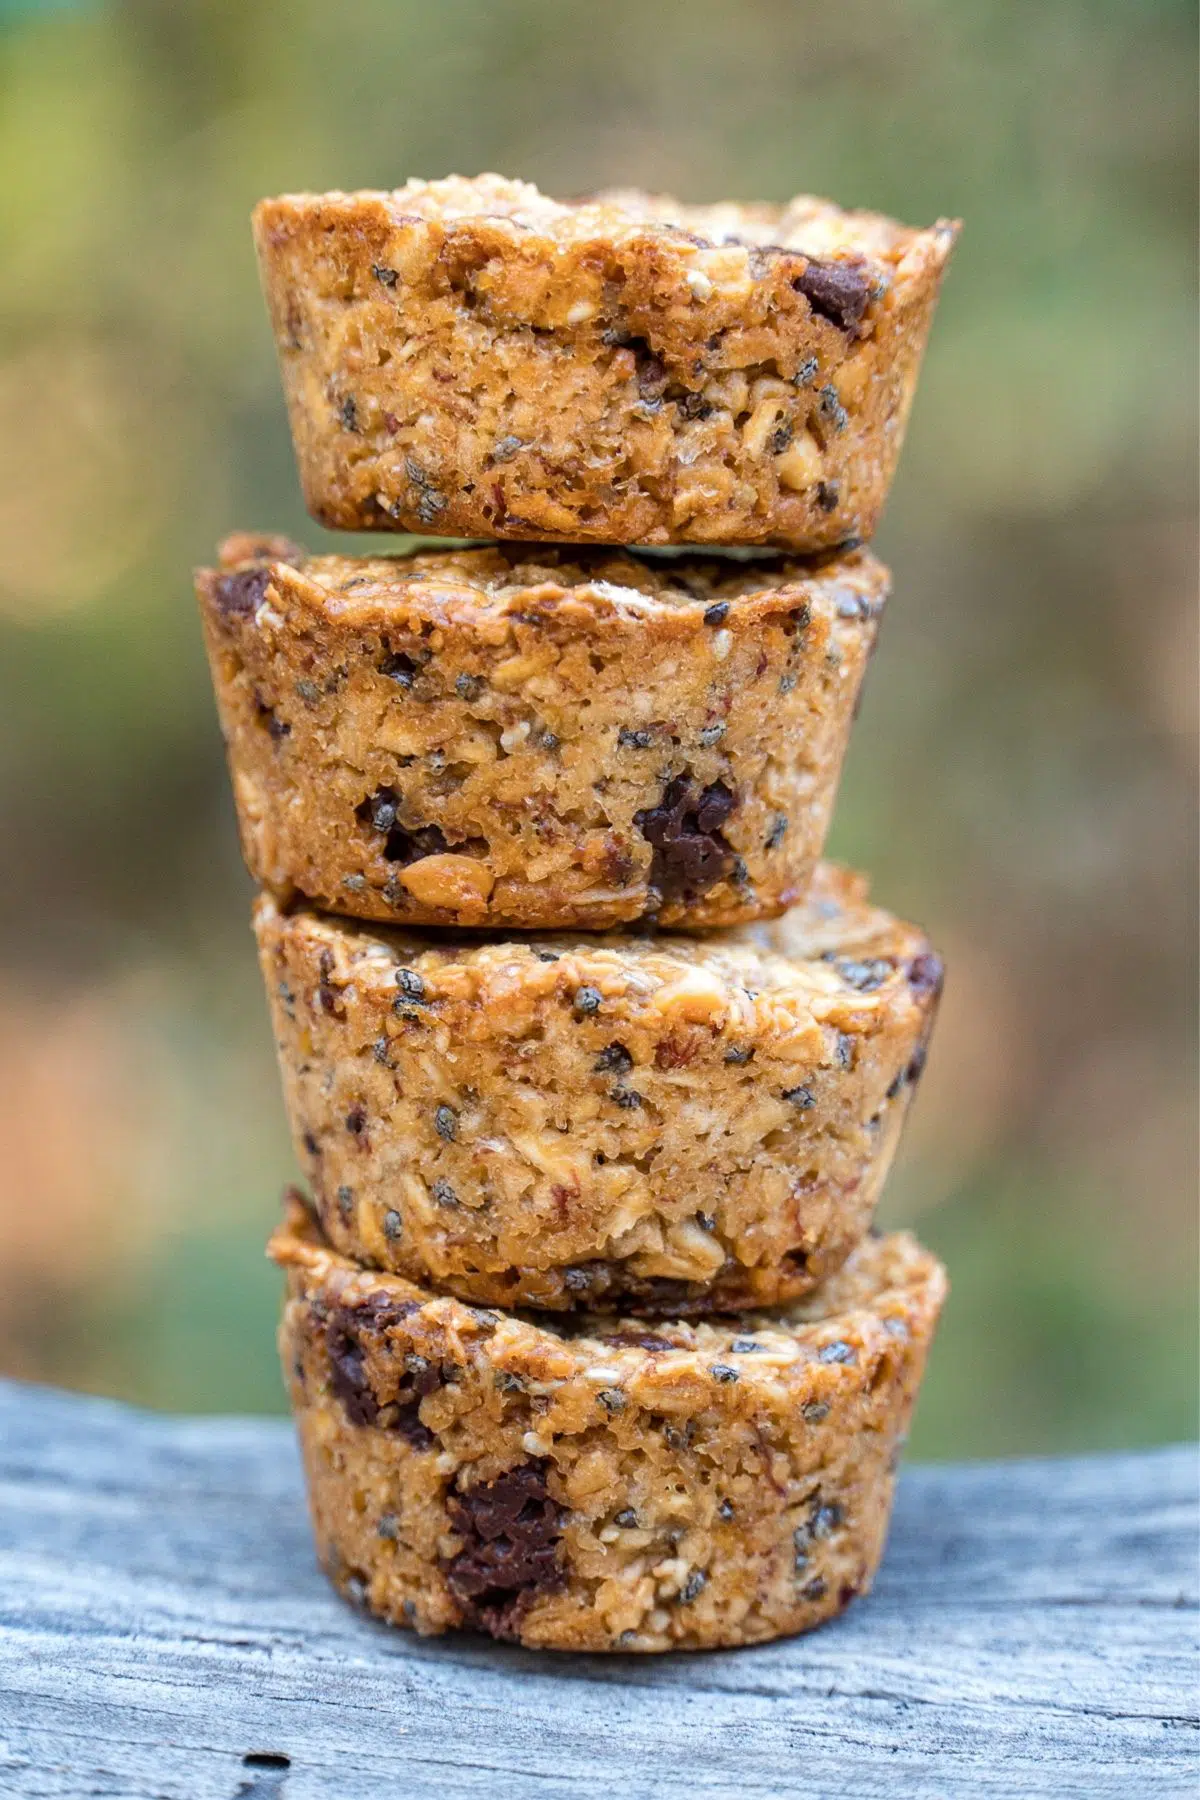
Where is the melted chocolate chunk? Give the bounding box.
[445,1462,565,1639]
[793,258,873,333]
[907,952,945,998]
[213,567,270,617]
[324,1296,423,1430]
[635,776,736,904]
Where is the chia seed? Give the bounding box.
[597,1388,626,1414]
[617,727,654,750]
[802,1401,830,1423]
[372,1037,392,1065]
[455,673,484,701]
[730,1338,764,1353]
[377,1512,399,1538]
[817,386,848,433]
[434,1105,457,1141]
[336,1185,354,1221]
[723,1045,754,1065]
[794,356,819,387]
[765,814,788,850]
[339,394,359,433]
[614,1508,639,1528]
[717,1499,735,1521]
[594,1043,633,1075]
[818,1341,856,1365]
[610,1086,643,1109]
[574,986,602,1015]
[371,264,399,288]
[699,723,726,746]
[383,1210,402,1241]
[783,1085,816,1109]
[710,1363,739,1384]
[433,1179,458,1207]
[703,602,730,627]
[834,957,894,993]
[680,1570,707,1604]
[395,968,426,1002]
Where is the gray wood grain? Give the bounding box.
[0,1380,1194,1800]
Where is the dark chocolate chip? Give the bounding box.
[444,1462,565,1639]
[635,776,737,904]
[793,258,872,333]
[907,952,945,998]
[213,567,270,618]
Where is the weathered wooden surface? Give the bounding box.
[0,1381,1194,1800]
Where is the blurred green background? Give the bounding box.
[0,0,1195,1458]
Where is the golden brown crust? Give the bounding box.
[197,537,885,930]
[253,175,958,549]
[254,864,941,1313]
[273,1197,945,1651]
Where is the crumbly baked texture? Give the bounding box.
[272,1196,946,1652]
[253,175,958,550]
[254,864,941,1314]
[198,534,886,930]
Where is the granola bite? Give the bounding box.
[253,175,958,550]
[273,1195,945,1652]
[254,864,941,1314]
[197,534,886,930]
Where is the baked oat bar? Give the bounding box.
[253,175,958,550]
[197,534,886,930]
[255,863,941,1313]
[273,1195,946,1652]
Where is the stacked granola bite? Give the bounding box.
[198,174,957,1653]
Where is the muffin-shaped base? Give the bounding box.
[198,535,885,930]
[273,1197,946,1652]
[254,175,956,551]
[256,865,941,1314]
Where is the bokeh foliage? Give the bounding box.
[0,0,1195,1455]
